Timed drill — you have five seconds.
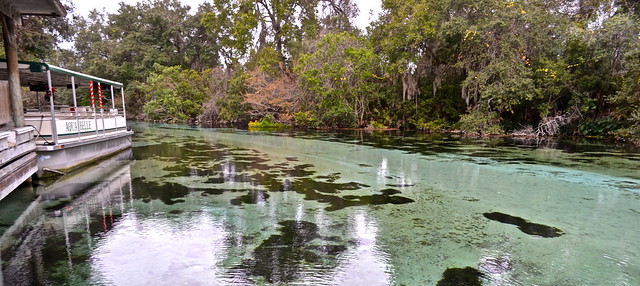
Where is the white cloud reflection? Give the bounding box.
[331,210,393,286]
[90,213,230,285]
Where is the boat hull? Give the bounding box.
[35,130,133,175]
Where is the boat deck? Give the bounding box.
[34,128,132,150]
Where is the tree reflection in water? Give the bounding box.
[234,220,347,284]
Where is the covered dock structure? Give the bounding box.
[0,0,66,201]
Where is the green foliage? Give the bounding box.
[217,93,247,123]
[143,65,208,123]
[613,125,640,142]
[217,71,249,122]
[608,38,640,120]
[16,0,634,140]
[251,46,282,77]
[201,0,256,67]
[124,80,147,119]
[296,32,382,127]
[455,0,566,113]
[368,0,639,138]
[248,114,290,129]
[367,120,387,129]
[578,118,625,137]
[371,107,395,128]
[200,0,357,67]
[74,0,220,86]
[6,11,74,61]
[293,111,319,128]
[319,101,356,128]
[411,118,449,132]
[458,109,504,135]
[612,108,640,142]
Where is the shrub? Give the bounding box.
[293,111,319,128]
[366,120,387,129]
[412,118,449,131]
[578,117,624,137]
[611,110,640,143]
[319,104,356,128]
[143,65,207,123]
[248,114,290,130]
[458,109,504,134]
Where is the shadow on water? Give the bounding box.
[483,212,564,238]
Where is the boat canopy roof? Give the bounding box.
[0,60,123,88]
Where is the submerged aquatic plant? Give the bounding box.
[437,267,485,286]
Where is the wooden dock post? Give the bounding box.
[1,13,23,127]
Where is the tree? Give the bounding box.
[26,0,636,139]
[296,32,382,127]
[202,0,359,68]
[201,0,257,68]
[143,65,209,123]
[244,67,298,121]
[454,0,569,113]
[370,0,467,126]
[0,0,74,61]
[217,70,251,123]
[74,0,212,84]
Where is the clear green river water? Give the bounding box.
[1,123,639,285]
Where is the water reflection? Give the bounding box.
[91,213,230,285]
[0,150,133,285]
[331,210,393,285]
[222,160,238,184]
[0,124,638,285]
[232,219,346,284]
[479,250,513,286]
[303,129,640,180]
[377,157,388,185]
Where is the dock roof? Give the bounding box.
[0,0,66,21]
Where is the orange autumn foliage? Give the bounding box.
[244,68,299,123]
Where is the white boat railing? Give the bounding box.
[25,110,128,145]
[23,67,128,146]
